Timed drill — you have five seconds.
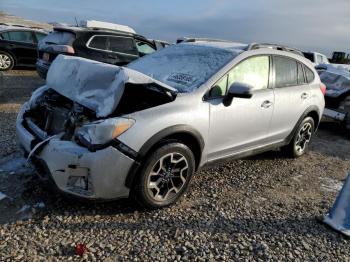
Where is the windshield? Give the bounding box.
[128,44,239,92]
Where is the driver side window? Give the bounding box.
[228,56,270,91]
[208,55,270,99]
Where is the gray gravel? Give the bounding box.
[1,69,350,261]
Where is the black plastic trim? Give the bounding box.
[124,125,204,188]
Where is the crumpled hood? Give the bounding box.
[46,55,177,117]
[317,64,350,97]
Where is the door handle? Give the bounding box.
[261,100,273,108]
[301,93,309,100]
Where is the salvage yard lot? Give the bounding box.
[1,70,350,260]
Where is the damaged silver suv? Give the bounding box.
[16,41,325,208]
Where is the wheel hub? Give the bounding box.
[147,152,189,202]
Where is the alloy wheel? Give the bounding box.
[295,122,312,153]
[147,152,189,202]
[0,54,11,70]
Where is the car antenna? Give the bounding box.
[75,17,79,27]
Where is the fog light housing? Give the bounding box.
[67,174,93,196]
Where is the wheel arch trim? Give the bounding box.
[125,124,205,188]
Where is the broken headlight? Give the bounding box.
[76,118,135,149]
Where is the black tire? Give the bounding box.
[283,117,315,158]
[0,51,14,71]
[132,142,195,209]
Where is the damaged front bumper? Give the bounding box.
[16,103,135,200]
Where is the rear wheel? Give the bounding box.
[283,117,315,158]
[132,142,195,209]
[0,51,14,71]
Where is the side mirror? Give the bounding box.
[223,82,253,106]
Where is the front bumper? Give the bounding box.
[16,104,134,200]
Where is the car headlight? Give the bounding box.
[76,118,135,148]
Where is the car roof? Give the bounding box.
[0,24,48,33]
[53,25,135,36]
[178,38,304,57]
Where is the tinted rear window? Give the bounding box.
[8,31,34,43]
[274,56,298,87]
[40,30,75,46]
[108,36,138,55]
[88,36,108,50]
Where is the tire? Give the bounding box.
[0,51,14,71]
[132,142,195,209]
[283,117,315,158]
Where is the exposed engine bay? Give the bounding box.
[23,83,174,144]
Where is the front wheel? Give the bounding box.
[132,142,195,209]
[283,117,315,158]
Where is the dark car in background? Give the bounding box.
[36,20,165,79]
[0,24,47,71]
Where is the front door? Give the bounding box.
[6,30,37,65]
[207,55,274,161]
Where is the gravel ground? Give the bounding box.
[0,69,350,261]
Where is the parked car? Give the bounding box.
[36,20,160,79]
[330,51,350,64]
[17,41,325,208]
[303,51,330,66]
[317,64,350,129]
[0,24,48,71]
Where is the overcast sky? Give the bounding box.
[1,0,349,56]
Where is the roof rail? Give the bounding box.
[80,20,136,34]
[176,37,232,44]
[248,43,304,56]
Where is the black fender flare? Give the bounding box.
[125,124,205,188]
[285,105,321,144]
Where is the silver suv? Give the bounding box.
[16,41,325,208]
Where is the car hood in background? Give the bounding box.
[46,55,177,117]
[317,64,350,97]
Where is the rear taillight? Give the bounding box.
[52,45,75,54]
[320,83,326,96]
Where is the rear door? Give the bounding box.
[3,30,37,65]
[86,35,139,65]
[269,55,311,141]
[207,55,275,160]
[107,35,139,65]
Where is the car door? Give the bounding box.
[206,55,274,161]
[6,30,37,65]
[268,55,311,141]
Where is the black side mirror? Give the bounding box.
[223,82,254,106]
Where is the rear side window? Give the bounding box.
[304,66,315,83]
[274,56,298,88]
[108,36,138,55]
[7,31,34,43]
[41,31,75,45]
[88,36,108,50]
